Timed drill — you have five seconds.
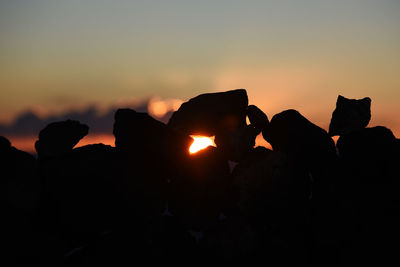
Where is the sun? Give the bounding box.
[189,135,216,154]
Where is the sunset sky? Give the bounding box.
[1,0,399,149]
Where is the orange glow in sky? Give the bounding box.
[189,136,216,154]
[148,97,184,119]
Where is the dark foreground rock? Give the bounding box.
[168,89,259,161]
[113,108,192,158]
[329,95,371,136]
[0,135,11,148]
[337,126,397,182]
[246,104,269,137]
[1,136,40,265]
[230,147,310,265]
[335,126,400,265]
[2,90,399,266]
[263,109,336,170]
[168,89,248,136]
[35,120,88,158]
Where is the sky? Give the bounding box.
[1,0,399,150]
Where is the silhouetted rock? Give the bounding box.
[3,89,400,266]
[169,146,231,230]
[337,125,396,158]
[262,109,339,256]
[214,123,259,162]
[231,147,310,265]
[37,143,123,265]
[112,108,237,264]
[113,108,195,226]
[113,108,192,163]
[233,148,290,220]
[35,119,88,158]
[113,109,233,229]
[0,135,11,150]
[168,89,261,161]
[168,89,248,136]
[1,138,40,266]
[329,95,371,136]
[41,144,117,232]
[337,126,397,182]
[247,105,269,136]
[1,138,39,217]
[397,138,400,152]
[336,126,399,265]
[264,109,336,167]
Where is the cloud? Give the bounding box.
[0,97,181,139]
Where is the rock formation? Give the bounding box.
[246,104,269,137]
[35,119,88,158]
[168,89,248,136]
[2,90,399,266]
[264,109,336,167]
[329,95,371,136]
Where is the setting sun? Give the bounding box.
[189,136,216,154]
